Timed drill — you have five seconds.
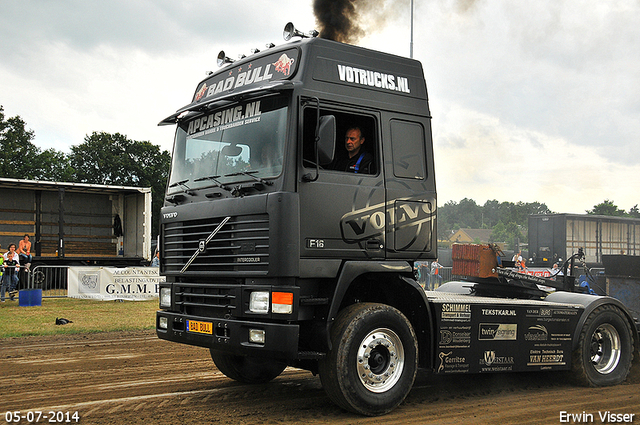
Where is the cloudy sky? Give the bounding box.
[1,0,639,215]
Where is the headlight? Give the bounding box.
[249,329,265,344]
[158,316,168,330]
[160,287,171,308]
[249,291,270,313]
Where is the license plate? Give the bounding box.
[187,320,213,335]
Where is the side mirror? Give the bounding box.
[317,115,335,166]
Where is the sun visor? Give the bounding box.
[158,111,182,126]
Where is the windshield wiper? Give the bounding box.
[224,171,274,186]
[168,179,195,195]
[193,175,231,191]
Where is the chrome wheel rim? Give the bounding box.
[356,328,404,393]
[590,323,621,374]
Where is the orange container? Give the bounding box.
[451,244,498,278]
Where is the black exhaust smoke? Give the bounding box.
[313,0,402,45]
[313,1,477,47]
[313,0,365,44]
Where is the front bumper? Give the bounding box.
[156,310,300,359]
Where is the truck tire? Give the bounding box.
[319,303,418,416]
[572,304,634,387]
[210,350,287,384]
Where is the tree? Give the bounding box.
[586,200,626,216]
[482,199,501,228]
[438,198,483,232]
[0,105,40,179]
[629,205,640,218]
[0,105,71,180]
[437,200,459,234]
[490,220,507,244]
[490,220,525,251]
[70,132,133,185]
[69,132,171,237]
[457,198,482,229]
[439,198,552,245]
[37,148,74,181]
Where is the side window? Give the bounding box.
[303,107,377,175]
[390,120,426,179]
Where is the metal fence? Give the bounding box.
[414,262,453,291]
[25,265,69,298]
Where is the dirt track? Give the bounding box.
[1,330,638,425]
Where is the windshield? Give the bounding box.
[167,95,288,193]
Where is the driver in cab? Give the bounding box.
[333,126,373,174]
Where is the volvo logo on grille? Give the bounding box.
[180,216,231,274]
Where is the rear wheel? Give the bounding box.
[319,303,418,416]
[572,304,634,386]
[210,350,287,384]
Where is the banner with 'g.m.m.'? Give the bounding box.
[67,267,164,300]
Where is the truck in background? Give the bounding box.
[0,178,152,271]
[529,213,640,267]
[156,24,639,416]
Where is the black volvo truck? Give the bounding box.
[156,24,639,416]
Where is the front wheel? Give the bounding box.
[210,350,287,384]
[572,304,634,386]
[319,303,418,416]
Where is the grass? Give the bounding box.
[0,296,158,338]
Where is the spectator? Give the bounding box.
[1,244,20,302]
[512,250,526,272]
[550,262,564,280]
[429,260,443,289]
[18,234,32,271]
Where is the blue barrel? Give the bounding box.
[19,289,42,307]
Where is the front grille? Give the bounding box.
[175,283,239,317]
[163,214,269,274]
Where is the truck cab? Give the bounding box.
[157,35,436,348]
